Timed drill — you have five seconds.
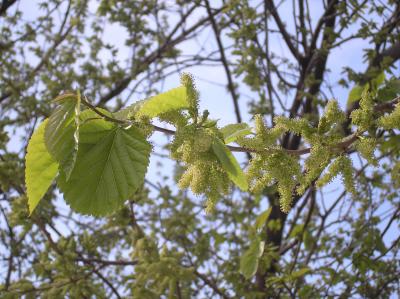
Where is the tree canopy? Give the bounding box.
[1,1,400,298]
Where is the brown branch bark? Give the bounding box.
[0,0,17,16]
[265,0,304,63]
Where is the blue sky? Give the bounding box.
[4,2,399,293]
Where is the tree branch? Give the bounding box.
[82,91,399,157]
[97,4,225,106]
[0,0,17,16]
[265,0,304,62]
[204,0,242,123]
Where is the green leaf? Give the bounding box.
[113,99,147,120]
[289,224,304,239]
[136,86,187,118]
[240,238,265,279]
[25,120,59,214]
[220,123,252,143]
[291,267,311,279]
[377,79,400,102]
[44,93,80,179]
[303,230,314,250]
[211,137,248,191]
[347,85,364,104]
[113,87,187,120]
[371,71,385,89]
[57,119,151,216]
[380,135,400,152]
[254,207,271,231]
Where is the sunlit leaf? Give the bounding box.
[240,238,265,279]
[291,267,311,279]
[44,93,80,179]
[115,87,187,120]
[25,120,59,214]
[254,207,271,231]
[57,118,151,216]
[211,137,248,191]
[347,85,364,104]
[221,123,252,143]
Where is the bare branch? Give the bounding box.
[204,0,242,123]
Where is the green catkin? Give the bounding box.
[250,171,273,194]
[236,115,283,150]
[205,164,231,213]
[180,73,199,120]
[274,116,313,138]
[247,152,301,213]
[316,155,356,194]
[211,165,228,193]
[356,137,377,165]
[379,103,400,129]
[350,90,374,131]
[244,99,368,212]
[254,114,268,138]
[172,123,230,211]
[254,114,285,146]
[339,155,357,195]
[318,100,346,133]
[278,185,293,213]
[171,94,379,214]
[158,110,188,128]
[193,129,213,152]
[236,135,266,150]
[298,143,332,194]
[324,100,346,123]
[246,155,264,183]
[178,165,194,189]
[205,194,217,214]
[190,162,208,194]
[316,156,343,188]
[169,75,233,211]
[178,141,195,163]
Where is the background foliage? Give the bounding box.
[1,0,400,298]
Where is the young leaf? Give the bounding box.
[57,119,151,216]
[371,71,385,89]
[72,90,81,176]
[347,85,364,105]
[377,79,400,102]
[25,120,59,214]
[240,238,265,279]
[254,207,272,231]
[112,99,147,120]
[289,224,305,239]
[44,93,80,179]
[136,86,188,118]
[290,267,311,280]
[220,123,252,144]
[211,137,248,191]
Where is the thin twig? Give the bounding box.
[82,94,399,157]
[204,0,242,123]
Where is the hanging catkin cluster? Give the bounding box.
[160,76,398,215]
[143,75,397,215]
[168,74,231,212]
[379,102,400,129]
[243,115,302,212]
[350,90,375,131]
[243,99,361,213]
